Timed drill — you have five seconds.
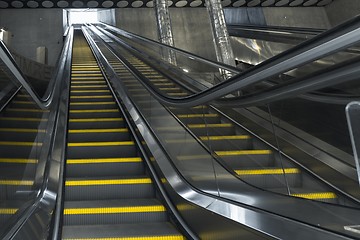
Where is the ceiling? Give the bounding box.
[0,0,333,9]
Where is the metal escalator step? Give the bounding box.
[71,90,110,94]
[62,222,185,240]
[188,123,235,135]
[63,199,167,225]
[0,179,34,199]
[71,85,108,89]
[65,177,154,201]
[0,117,47,128]
[69,109,120,118]
[68,118,124,129]
[70,95,112,99]
[200,135,252,150]
[68,129,129,142]
[235,168,301,188]
[71,81,106,85]
[66,157,143,177]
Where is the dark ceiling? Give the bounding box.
[0,0,333,9]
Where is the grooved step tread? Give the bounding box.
[62,222,185,240]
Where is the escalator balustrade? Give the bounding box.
[61,31,185,240]
[0,92,48,227]
[104,47,343,205]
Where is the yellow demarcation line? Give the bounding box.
[0,208,18,214]
[177,114,218,118]
[67,141,135,147]
[65,178,152,186]
[235,168,300,175]
[12,101,35,104]
[7,108,49,113]
[0,158,38,164]
[71,81,106,84]
[0,128,45,133]
[291,192,336,199]
[0,180,34,185]
[200,135,250,141]
[70,102,115,106]
[71,74,103,77]
[69,128,128,133]
[215,150,271,156]
[71,90,110,93]
[71,85,108,88]
[167,93,188,96]
[188,123,232,128]
[67,157,142,164]
[64,205,165,215]
[70,109,119,113]
[70,95,112,99]
[0,141,42,147]
[69,118,123,122]
[0,117,47,122]
[63,235,185,240]
[71,77,104,80]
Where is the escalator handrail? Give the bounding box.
[0,37,62,109]
[93,25,360,108]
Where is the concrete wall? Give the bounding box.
[326,0,360,27]
[115,8,217,61]
[98,9,116,25]
[262,7,331,29]
[0,9,63,66]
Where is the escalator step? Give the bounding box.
[66,157,144,177]
[68,118,124,129]
[65,177,154,201]
[68,129,130,142]
[63,199,167,225]
[62,222,185,240]
[0,179,34,200]
[0,117,47,128]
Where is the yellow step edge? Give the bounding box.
[68,141,134,147]
[215,150,271,156]
[71,90,110,93]
[0,208,18,214]
[188,123,232,128]
[7,108,49,113]
[12,101,35,104]
[64,205,165,215]
[70,95,113,99]
[69,128,127,133]
[71,81,106,84]
[200,135,250,141]
[71,77,104,80]
[0,158,38,164]
[235,168,300,175]
[69,109,119,113]
[69,118,123,122]
[71,85,108,88]
[167,92,188,96]
[71,74,103,77]
[291,192,337,199]
[177,114,218,118]
[0,128,45,133]
[67,157,142,164]
[63,235,185,240]
[70,102,115,106]
[0,141,42,147]
[0,180,34,185]
[65,178,152,186]
[0,117,47,122]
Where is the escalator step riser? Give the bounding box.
[67,145,137,159]
[68,121,125,129]
[0,146,42,158]
[0,132,45,142]
[68,132,130,142]
[7,103,37,109]
[66,162,144,177]
[0,165,36,178]
[0,185,33,200]
[176,116,221,125]
[201,139,253,150]
[0,120,45,129]
[65,184,155,201]
[219,155,275,168]
[69,111,121,118]
[238,174,302,188]
[2,111,46,118]
[190,127,235,136]
[70,91,112,96]
[69,98,114,103]
[64,212,168,226]
[69,103,117,110]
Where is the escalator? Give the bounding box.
[61,31,185,239]
[0,90,48,227]
[93,28,358,205]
